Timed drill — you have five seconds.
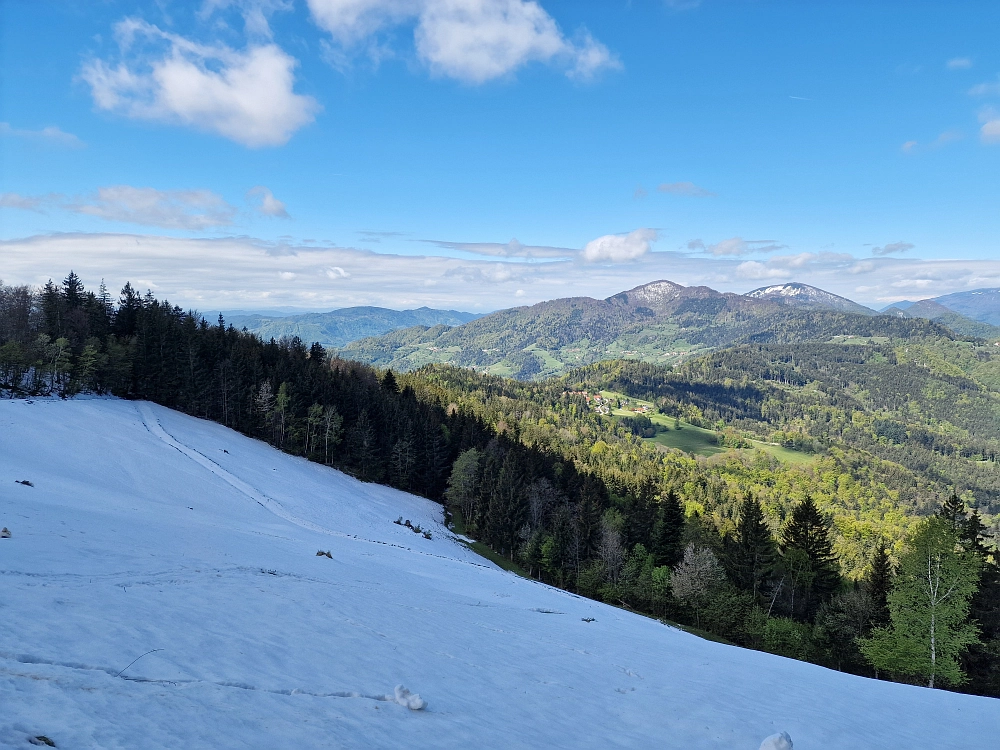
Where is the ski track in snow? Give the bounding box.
[135,402,493,573]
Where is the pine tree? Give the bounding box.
[861,516,981,688]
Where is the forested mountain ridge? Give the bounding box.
[222,306,483,349]
[339,279,983,379]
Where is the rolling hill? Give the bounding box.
[338,280,967,379]
[2,397,997,748]
[223,306,483,349]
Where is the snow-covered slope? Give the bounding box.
[745,283,874,315]
[1,399,996,749]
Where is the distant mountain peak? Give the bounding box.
[745,283,873,315]
[606,279,687,309]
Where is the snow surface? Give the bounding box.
[1,399,997,749]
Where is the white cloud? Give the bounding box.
[736,260,792,281]
[426,236,572,258]
[657,181,714,197]
[70,186,239,230]
[199,0,294,38]
[325,266,351,278]
[946,57,972,70]
[871,241,914,256]
[980,108,1000,144]
[0,193,47,211]
[81,19,319,147]
[307,0,619,83]
[246,186,290,217]
[687,236,783,257]
[969,77,1000,97]
[581,228,656,263]
[0,123,84,148]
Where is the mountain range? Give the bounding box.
[883,288,1000,332]
[221,306,483,349]
[338,280,998,379]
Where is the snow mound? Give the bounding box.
[760,731,793,750]
[393,685,427,710]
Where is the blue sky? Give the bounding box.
[3,0,1000,312]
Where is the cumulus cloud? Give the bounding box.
[946,57,972,70]
[80,18,319,147]
[307,0,619,83]
[581,228,656,263]
[0,122,84,148]
[687,237,783,257]
[657,181,714,197]
[871,241,914,256]
[246,186,290,217]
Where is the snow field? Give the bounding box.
[0,398,997,748]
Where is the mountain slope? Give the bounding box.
[746,283,875,315]
[931,288,1000,326]
[2,398,997,748]
[883,299,1000,338]
[340,280,963,379]
[225,306,483,349]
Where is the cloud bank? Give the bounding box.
[5,232,1000,312]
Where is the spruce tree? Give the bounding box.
[728,495,777,600]
[865,539,894,627]
[781,495,840,618]
[652,489,685,568]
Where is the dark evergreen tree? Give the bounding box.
[780,495,841,618]
[651,489,685,568]
[865,539,894,628]
[727,495,777,600]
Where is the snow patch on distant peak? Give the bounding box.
[616,280,684,304]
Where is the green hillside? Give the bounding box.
[339,280,972,378]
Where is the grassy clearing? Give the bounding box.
[598,389,818,464]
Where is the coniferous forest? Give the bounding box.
[2,273,999,697]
